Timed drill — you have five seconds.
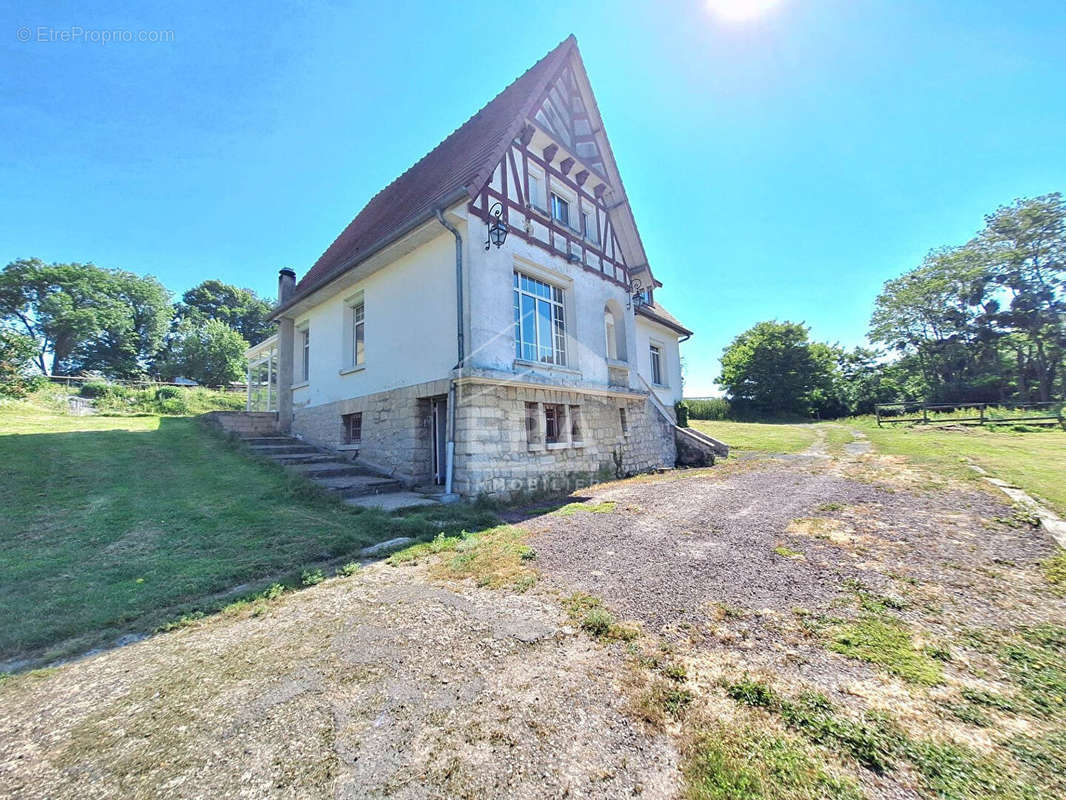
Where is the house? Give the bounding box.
[260,35,719,500]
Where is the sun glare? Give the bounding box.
[705,0,784,22]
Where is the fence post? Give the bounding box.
[979,404,985,426]
[876,406,881,428]
[922,405,928,425]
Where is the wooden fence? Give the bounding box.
[875,401,1064,428]
[44,375,246,393]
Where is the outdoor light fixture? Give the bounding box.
[628,278,648,310]
[484,201,509,250]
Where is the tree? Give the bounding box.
[975,193,1066,402]
[0,258,171,378]
[175,280,275,344]
[868,194,1066,404]
[0,328,39,397]
[158,319,248,386]
[717,321,838,416]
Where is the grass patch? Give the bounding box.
[852,418,1066,515]
[554,500,617,516]
[689,420,817,454]
[723,678,904,773]
[772,545,802,559]
[827,616,943,685]
[563,593,640,641]
[720,677,1045,798]
[0,404,501,663]
[1042,550,1066,592]
[683,726,862,800]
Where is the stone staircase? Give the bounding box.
[239,434,439,510]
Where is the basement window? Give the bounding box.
[342,412,362,445]
[619,407,629,436]
[544,403,564,445]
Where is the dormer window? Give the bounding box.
[550,193,570,227]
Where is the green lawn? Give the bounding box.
[852,418,1066,515]
[690,419,817,454]
[0,400,497,663]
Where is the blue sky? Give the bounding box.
[2,0,1064,394]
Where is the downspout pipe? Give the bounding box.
[435,208,464,502]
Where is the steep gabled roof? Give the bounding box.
[282,36,577,311]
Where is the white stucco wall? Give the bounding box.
[635,315,683,407]
[465,226,638,388]
[290,231,458,409]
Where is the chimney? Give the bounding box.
[278,268,296,304]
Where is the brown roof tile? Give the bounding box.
[286,35,577,308]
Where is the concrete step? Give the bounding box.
[268,452,336,465]
[242,436,302,446]
[290,461,375,479]
[343,491,440,511]
[312,474,405,497]
[248,443,320,455]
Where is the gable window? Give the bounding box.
[650,343,664,385]
[528,173,545,212]
[582,210,599,245]
[351,299,365,367]
[342,412,362,445]
[550,192,570,227]
[513,271,567,365]
[299,328,310,383]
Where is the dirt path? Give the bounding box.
[0,565,678,800]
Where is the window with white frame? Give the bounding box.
[299,327,310,383]
[350,298,365,367]
[513,271,567,365]
[550,192,570,227]
[528,171,545,212]
[650,343,665,385]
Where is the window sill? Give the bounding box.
[652,383,670,390]
[606,358,629,369]
[546,442,569,451]
[514,359,581,377]
[291,381,309,390]
[527,443,545,452]
[339,364,366,376]
[571,441,585,449]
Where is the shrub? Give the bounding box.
[79,380,119,399]
[674,400,690,427]
[687,397,732,420]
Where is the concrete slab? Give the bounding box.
[344,492,440,511]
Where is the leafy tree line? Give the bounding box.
[716,194,1066,417]
[0,258,275,393]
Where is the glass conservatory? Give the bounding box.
[245,334,278,412]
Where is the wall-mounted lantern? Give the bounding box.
[484,202,509,250]
[628,278,649,310]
